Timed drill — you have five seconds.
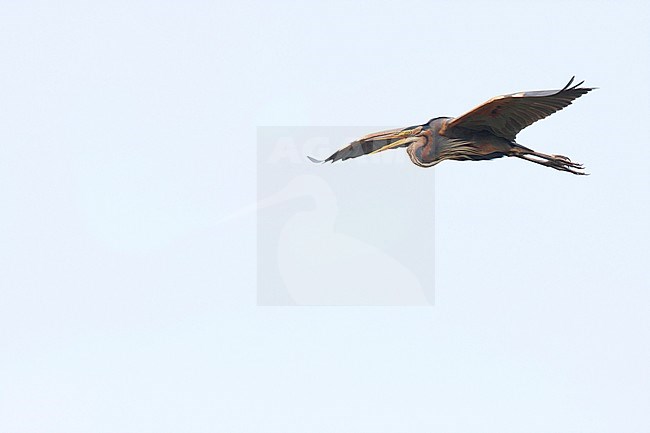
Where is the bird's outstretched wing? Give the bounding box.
[308,126,423,163]
[445,77,595,141]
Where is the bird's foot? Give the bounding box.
[514,151,588,175]
[544,156,587,175]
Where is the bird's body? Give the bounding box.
[310,77,595,175]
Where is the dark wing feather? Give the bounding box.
[308,126,421,163]
[446,77,595,141]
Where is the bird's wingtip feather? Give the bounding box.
[307,155,325,164]
[306,155,321,163]
[562,76,576,91]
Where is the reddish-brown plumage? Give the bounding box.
[310,77,595,175]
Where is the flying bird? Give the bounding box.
[309,77,595,175]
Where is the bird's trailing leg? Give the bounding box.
[510,146,587,175]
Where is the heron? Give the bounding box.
[309,77,595,175]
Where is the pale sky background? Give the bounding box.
[1,1,649,432]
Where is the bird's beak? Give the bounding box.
[367,126,423,155]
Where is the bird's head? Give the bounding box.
[366,125,427,156]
